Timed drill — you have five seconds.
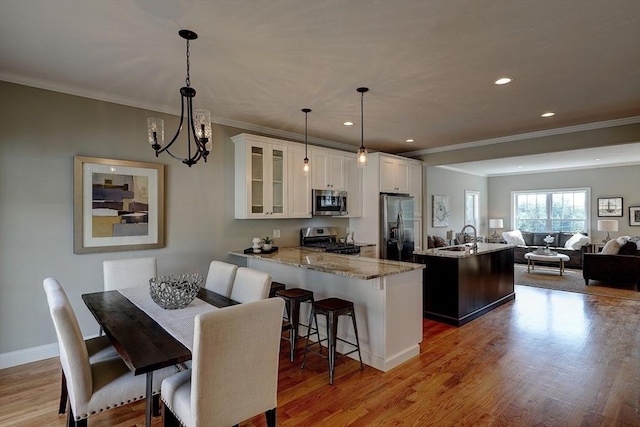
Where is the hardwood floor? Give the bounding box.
[1,285,638,426]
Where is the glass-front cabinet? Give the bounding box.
[234,135,288,219]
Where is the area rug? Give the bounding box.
[514,264,640,301]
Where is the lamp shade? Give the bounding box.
[489,219,504,229]
[597,220,618,232]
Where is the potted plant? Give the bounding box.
[263,236,273,251]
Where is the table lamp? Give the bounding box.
[597,219,618,242]
[489,218,504,239]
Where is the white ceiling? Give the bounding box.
[1,0,639,172]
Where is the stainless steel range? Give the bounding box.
[300,227,361,255]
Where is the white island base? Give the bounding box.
[243,256,423,372]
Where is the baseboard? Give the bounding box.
[0,342,60,369]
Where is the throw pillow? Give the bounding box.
[502,230,525,245]
[601,239,622,255]
[433,236,448,247]
[618,241,638,255]
[564,233,590,250]
[629,236,640,250]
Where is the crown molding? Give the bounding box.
[400,116,640,157]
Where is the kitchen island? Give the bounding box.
[414,243,515,326]
[230,247,424,372]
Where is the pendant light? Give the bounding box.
[147,30,212,167]
[356,87,369,167]
[302,108,311,175]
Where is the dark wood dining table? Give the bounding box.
[82,288,239,427]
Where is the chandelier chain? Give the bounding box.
[185,39,191,87]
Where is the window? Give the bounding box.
[512,188,589,233]
[465,190,480,229]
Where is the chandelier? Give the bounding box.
[147,30,212,167]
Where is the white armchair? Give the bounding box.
[161,298,285,427]
[229,267,271,303]
[204,261,238,297]
[43,277,178,426]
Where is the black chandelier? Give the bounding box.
[147,30,212,167]
[356,87,369,167]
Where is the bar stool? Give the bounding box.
[269,281,286,298]
[275,288,316,362]
[302,297,363,385]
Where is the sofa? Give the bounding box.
[502,230,590,269]
[583,237,640,289]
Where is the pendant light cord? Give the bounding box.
[185,39,191,87]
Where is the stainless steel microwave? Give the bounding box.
[312,189,348,216]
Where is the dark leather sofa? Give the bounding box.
[512,232,589,269]
[583,243,640,289]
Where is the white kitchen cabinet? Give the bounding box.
[312,149,346,190]
[409,161,422,218]
[288,145,312,218]
[233,135,288,219]
[344,154,363,217]
[380,155,409,193]
[414,218,423,252]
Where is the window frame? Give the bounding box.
[510,187,591,234]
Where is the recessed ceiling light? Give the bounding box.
[494,77,513,85]
[541,112,555,118]
[344,121,354,126]
[406,139,415,143]
[594,158,601,161]
[517,166,523,169]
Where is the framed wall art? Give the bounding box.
[630,206,640,226]
[73,156,165,254]
[597,197,623,217]
[432,195,450,227]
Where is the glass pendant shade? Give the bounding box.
[303,158,310,175]
[194,109,213,151]
[357,146,368,167]
[302,108,312,176]
[147,118,164,148]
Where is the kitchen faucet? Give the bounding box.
[459,224,478,251]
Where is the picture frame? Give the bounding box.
[73,156,165,254]
[432,195,450,227]
[630,206,640,226]
[597,197,623,217]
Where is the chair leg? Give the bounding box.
[328,311,338,385]
[350,310,364,370]
[66,403,87,427]
[301,306,318,369]
[58,369,68,414]
[152,394,161,417]
[265,408,277,427]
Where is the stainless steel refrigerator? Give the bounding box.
[380,193,415,262]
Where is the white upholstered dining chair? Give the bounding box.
[43,277,178,426]
[103,256,157,291]
[161,298,285,427]
[203,261,238,297]
[229,267,272,303]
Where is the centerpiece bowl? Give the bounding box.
[149,273,203,309]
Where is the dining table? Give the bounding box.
[82,287,240,427]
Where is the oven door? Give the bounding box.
[312,190,347,216]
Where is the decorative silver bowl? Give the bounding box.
[149,273,203,309]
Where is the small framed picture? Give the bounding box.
[630,206,640,226]
[597,197,623,217]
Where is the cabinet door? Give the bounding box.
[380,156,409,193]
[329,155,346,190]
[344,155,362,217]
[409,162,422,218]
[395,160,409,193]
[288,146,312,218]
[246,141,287,218]
[414,218,423,252]
[270,145,286,217]
[311,149,345,190]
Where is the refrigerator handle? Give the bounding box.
[397,210,404,251]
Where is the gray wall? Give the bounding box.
[0,82,346,356]
[488,165,640,241]
[425,167,489,240]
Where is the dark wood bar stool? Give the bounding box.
[275,288,316,362]
[302,297,363,385]
[269,281,286,298]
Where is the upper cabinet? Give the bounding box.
[379,155,409,193]
[311,148,346,190]
[344,154,363,218]
[409,162,422,218]
[288,145,312,218]
[233,134,289,219]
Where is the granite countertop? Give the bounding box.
[229,247,423,280]
[413,242,516,258]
